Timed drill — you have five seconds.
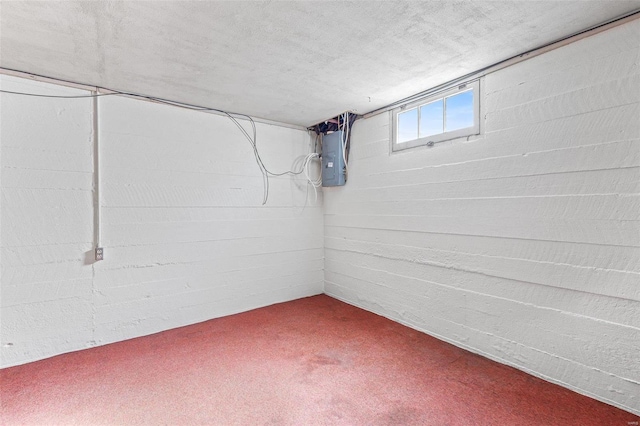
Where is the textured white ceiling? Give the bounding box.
[1,1,638,126]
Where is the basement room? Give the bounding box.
[1,1,639,424]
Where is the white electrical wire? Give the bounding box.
[0,85,291,206]
[341,112,350,178]
[1,85,329,205]
[302,152,322,204]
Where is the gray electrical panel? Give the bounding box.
[321,130,346,187]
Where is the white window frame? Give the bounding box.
[391,80,480,152]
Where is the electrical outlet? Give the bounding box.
[95,247,104,261]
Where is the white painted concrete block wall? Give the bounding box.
[1,77,96,365]
[323,20,640,415]
[1,76,323,367]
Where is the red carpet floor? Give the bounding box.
[1,295,637,425]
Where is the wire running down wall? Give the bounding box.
[323,19,640,415]
[0,75,324,367]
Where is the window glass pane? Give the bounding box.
[419,99,444,138]
[445,90,474,131]
[397,108,418,143]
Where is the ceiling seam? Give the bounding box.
[359,9,640,120]
[0,67,309,132]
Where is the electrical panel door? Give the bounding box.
[321,131,346,187]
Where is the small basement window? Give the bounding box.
[392,80,479,152]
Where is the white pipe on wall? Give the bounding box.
[361,10,640,119]
[92,92,102,261]
[0,67,307,132]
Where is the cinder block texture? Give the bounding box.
[0,76,324,367]
[323,20,640,415]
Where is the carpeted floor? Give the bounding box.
[1,295,637,425]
